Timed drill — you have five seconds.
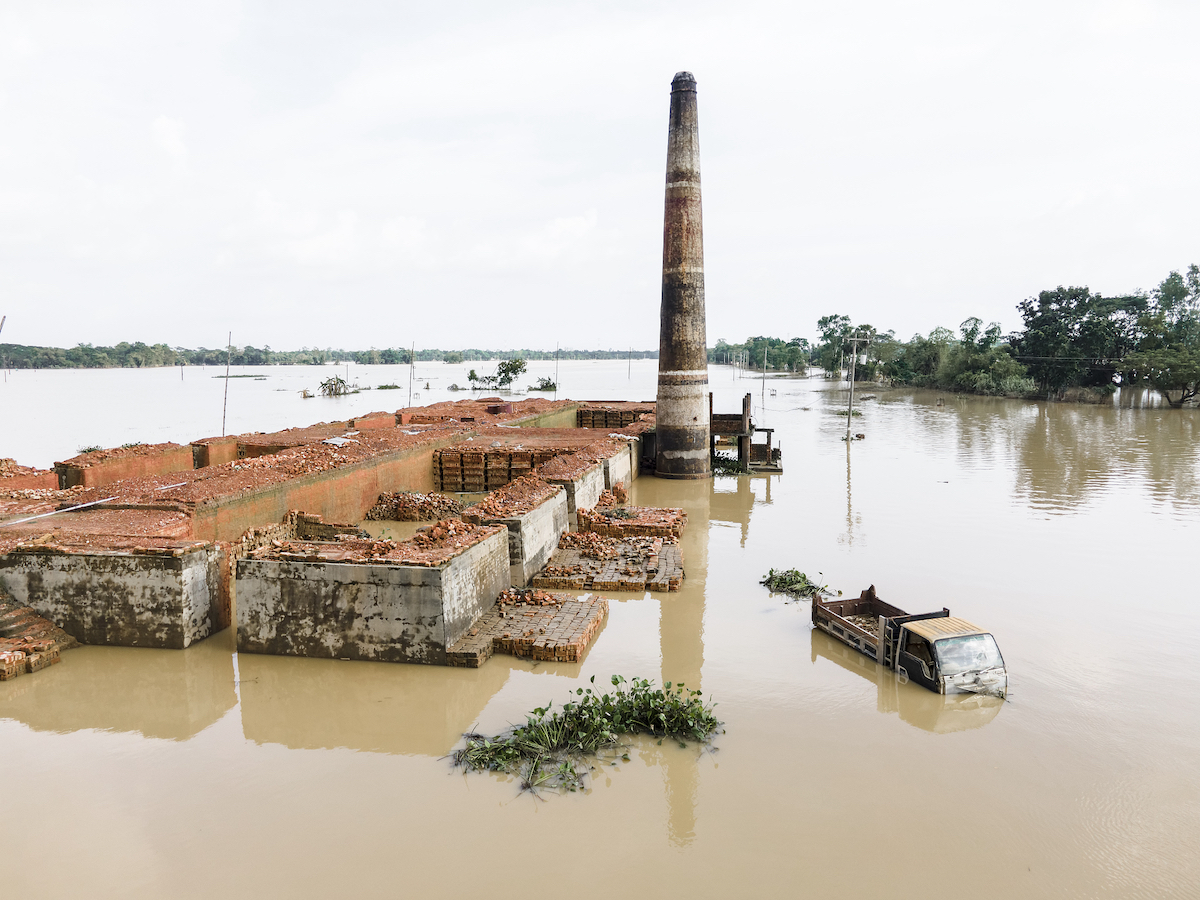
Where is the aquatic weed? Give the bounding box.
[760,568,829,599]
[453,676,721,794]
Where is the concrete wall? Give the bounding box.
[628,437,642,481]
[512,403,580,430]
[543,462,605,528]
[235,528,510,665]
[477,488,568,586]
[190,435,462,542]
[1,472,59,491]
[602,445,634,491]
[192,438,239,468]
[55,445,195,489]
[0,544,223,649]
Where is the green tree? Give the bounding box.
[1123,265,1200,407]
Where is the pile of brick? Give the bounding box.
[0,588,76,681]
[365,491,464,521]
[594,481,628,508]
[577,505,688,539]
[531,533,684,592]
[461,475,560,523]
[447,588,608,667]
[535,452,602,481]
[248,520,501,568]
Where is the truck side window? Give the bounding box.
[904,633,934,671]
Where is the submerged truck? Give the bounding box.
[812,585,1007,698]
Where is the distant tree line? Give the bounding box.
[708,336,811,371]
[0,343,658,370]
[712,263,1200,407]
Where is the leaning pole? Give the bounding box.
[655,71,711,480]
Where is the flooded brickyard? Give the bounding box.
[2,360,1198,898]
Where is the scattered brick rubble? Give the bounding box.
[366,491,464,521]
[0,587,77,681]
[536,453,602,481]
[248,520,503,567]
[531,532,683,592]
[461,475,560,523]
[577,505,687,539]
[447,587,608,667]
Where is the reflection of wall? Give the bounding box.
[810,629,1002,734]
[0,631,236,741]
[237,651,511,757]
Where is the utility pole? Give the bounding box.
[554,343,560,400]
[221,331,232,436]
[408,342,415,407]
[845,332,871,439]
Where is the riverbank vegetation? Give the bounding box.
[453,675,721,794]
[716,263,1200,406]
[0,342,657,370]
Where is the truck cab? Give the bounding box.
[897,617,1007,698]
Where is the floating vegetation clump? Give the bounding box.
[834,409,863,417]
[377,383,401,390]
[711,453,742,476]
[453,676,721,794]
[760,568,829,599]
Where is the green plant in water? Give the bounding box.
[453,675,721,794]
[318,375,350,397]
[711,452,742,476]
[377,383,401,390]
[529,376,557,392]
[760,568,829,599]
[834,409,863,416]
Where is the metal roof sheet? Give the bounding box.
[905,617,988,641]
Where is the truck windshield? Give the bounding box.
[935,634,1004,676]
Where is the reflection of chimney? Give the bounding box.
[656,71,711,479]
[662,748,699,847]
[657,478,709,845]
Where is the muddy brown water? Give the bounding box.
[2,369,1198,897]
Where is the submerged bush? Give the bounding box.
[453,676,721,794]
[711,452,742,476]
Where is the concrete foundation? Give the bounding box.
[0,543,224,649]
[541,462,605,529]
[473,488,568,586]
[235,527,510,665]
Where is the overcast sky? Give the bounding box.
[2,0,1197,352]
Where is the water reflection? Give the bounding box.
[0,628,236,740]
[708,473,770,546]
[237,651,512,757]
[810,629,1003,733]
[896,390,1200,513]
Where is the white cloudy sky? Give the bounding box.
[1,0,1197,352]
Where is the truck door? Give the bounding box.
[897,628,940,693]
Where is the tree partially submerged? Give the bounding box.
[1122,266,1200,407]
[467,358,527,390]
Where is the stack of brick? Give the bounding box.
[576,404,654,429]
[577,506,688,539]
[446,587,608,667]
[0,587,76,680]
[434,448,565,492]
[531,532,684,592]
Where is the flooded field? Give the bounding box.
[2,363,1198,897]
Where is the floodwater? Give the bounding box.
[2,362,1199,898]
